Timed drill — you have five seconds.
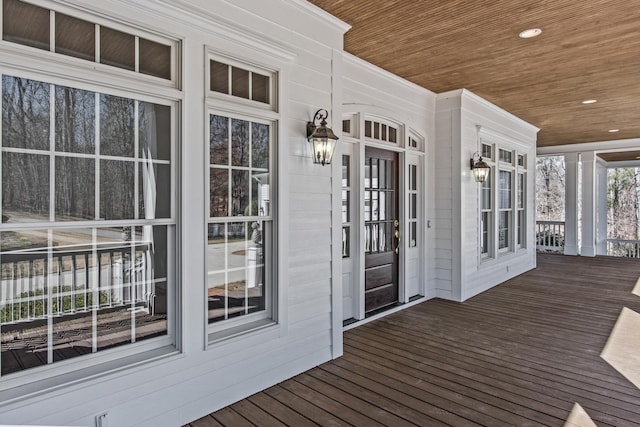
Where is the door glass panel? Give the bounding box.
[379,160,386,189]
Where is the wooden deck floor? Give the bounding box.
[187,254,640,426]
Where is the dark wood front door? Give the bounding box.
[364,147,399,313]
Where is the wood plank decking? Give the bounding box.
[187,254,640,426]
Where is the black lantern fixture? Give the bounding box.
[307,109,338,166]
[470,152,491,183]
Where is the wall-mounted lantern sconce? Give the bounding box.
[307,108,338,166]
[470,152,490,183]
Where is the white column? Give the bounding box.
[581,151,597,256]
[564,153,579,255]
[596,158,608,255]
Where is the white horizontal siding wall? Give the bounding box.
[0,0,347,426]
[341,53,437,300]
[436,89,538,302]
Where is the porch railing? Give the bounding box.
[0,242,153,325]
[607,239,640,258]
[536,220,565,253]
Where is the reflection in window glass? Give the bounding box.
[3,76,50,150]
[2,152,49,222]
[251,123,269,169]
[55,156,95,220]
[210,115,229,165]
[207,113,272,325]
[139,102,171,160]
[231,119,250,167]
[210,169,229,218]
[100,160,135,220]
[207,222,266,323]
[101,94,135,157]
[55,86,95,154]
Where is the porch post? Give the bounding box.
[596,158,608,255]
[581,151,597,256]
[564,152,579,255]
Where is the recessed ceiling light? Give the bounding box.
[581,99,597,104]
[608,129,620,133]
[519,28,542,38]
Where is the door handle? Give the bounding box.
[394,227,400,254]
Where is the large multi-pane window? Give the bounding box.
[478,142,527,259]
[0,74,176,377]
[206,54,276,337]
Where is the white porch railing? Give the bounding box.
[0,242,153,325]
[536,220,565,252]
[607,239,640,258]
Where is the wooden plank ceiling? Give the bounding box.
[307,0,640,149]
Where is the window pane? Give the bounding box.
[342,120,351,135]
[210,115,229,165]
[55,86,95,154]
[3,76,50,151]
[251,122,269,169]
[499,170,512,209]
[342,155,350,187]
[517,173,525,209]
[410,193,417,219]
[231,170,249,216]
[2,152,49,222]
[210,60,229,94]
[364,120,372,138]
[342,227,350,258]
[518,210,525,246]
[55,13,95,61]
[410,164,417,191]
[482,143,492,159]
[100,160,135,220]
[481,212,490,254]
[210,168,228,217]
[499,211,511,250]
[139,163,171,219]
[139,102,171,161]
[251,73,269,104]
[2,0,50,50]
[410,222,417,247]
[231,119,250,167]
[482,173,492,210]
[1,229,51,374]
[388,127,397,143]
[342,190,349,223]
[100,26,135,71]
[231,67,249,99]
[100,94,134,157]
[139,38,171,80]
[252,171,270,217]
[55,156,95,220]
[207,222,265,323]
